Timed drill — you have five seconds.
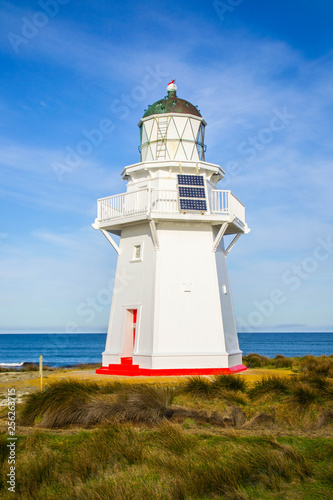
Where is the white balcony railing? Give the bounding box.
[211,190,245,222]
[98,189,149,220]
[97,189,245,225]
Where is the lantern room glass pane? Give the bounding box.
[196,124,206,161]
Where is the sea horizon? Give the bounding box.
[0,332,332,368]
[1,331,332,335]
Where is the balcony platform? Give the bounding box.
[93,189,249,235]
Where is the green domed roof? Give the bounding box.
[143,86,202,119]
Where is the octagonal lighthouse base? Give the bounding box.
[95,219,247,377]
[96,357,246,376]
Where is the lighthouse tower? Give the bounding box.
[94,81,249,376]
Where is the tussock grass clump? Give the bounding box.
[291,382,319,407]
[181,375,248,401]
[19,379,104,426]
[108,385,175,424]
[249,375,291,398]
[181,376,212,397]
[20,381,175,428]
[212,374,248,393]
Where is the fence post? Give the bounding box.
[39,355,43,391]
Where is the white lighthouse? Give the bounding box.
[94,81,249,376]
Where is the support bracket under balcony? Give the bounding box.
[149,219,159,250]
[100,229,120,255]
[212,222,229,252]
[224,233,242,255]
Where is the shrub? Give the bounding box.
[243,353,270,368]
[299,355,333,377]
[271,355,293,369]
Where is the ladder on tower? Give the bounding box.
[156,117,168,159]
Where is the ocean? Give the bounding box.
[0,332,332,368]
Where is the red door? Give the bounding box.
[133,309,137,348]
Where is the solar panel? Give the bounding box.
[180,199,207,211]
[179,187,205,198]
[177,175,204,186]
[177,175,207,212]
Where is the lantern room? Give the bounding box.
[139,81,206,162]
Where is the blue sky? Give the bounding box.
[0,0,332,333]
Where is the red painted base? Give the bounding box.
[95,357,247,377]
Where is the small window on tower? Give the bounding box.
[135,245,141,258]
[132,244,142,262]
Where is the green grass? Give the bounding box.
[1,427,332,500]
